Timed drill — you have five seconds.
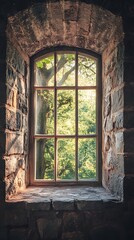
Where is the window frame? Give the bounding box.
[29,46,102,186]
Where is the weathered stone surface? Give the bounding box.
[104,95,111,117]
[112,88,124,113]
[114,111,124,129]
[5,208,27,226]
[37,213,62,240]
[6,108,22,131]
[6,65,17,87]
[7,86,17,108]
[7,41,25,76]
[115,132,124,153]
[17,96,27,114]
[52,198,74,211]
[6,132,24,155]
[27,199,50,211]
[8,2,122,56]
[76,200,103,211]
[5,156,25,177]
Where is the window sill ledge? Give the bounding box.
[6,186,122,211]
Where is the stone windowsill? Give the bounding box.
[6,186,122,211]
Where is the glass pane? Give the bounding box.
[35,54,54,86]
[35,138,54,180]
[57,138,75,180]
[78,90,96,135]
[78,138,96,180]
[57,90,75,135]
[78,54,96,86]
[56,53,75,86]
[35,90,54,134]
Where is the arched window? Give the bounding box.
[30,47,101,185]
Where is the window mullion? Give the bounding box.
[76,52,78,182]
[54,52,57,182]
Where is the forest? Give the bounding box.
[34,51,97,181]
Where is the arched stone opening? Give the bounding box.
[5,1,124,200]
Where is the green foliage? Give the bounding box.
[35,52,97,180]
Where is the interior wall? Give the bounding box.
[5,40,29,198]
[5,1,124,200]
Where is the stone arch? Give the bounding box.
[7,2,122,56]
[6,1,124,199]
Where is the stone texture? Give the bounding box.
[37,214,62,240]
[112,88,124,113]
[6,132,24,155]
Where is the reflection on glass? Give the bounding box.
[78,54,96,86]
[57,138,75,180]
[78,138,96,180]
[35,54,54,86]
[57,90,75,135]
[36,138,54,180]
[56,54,75,86]
[78,90,96,135]
[35,90,54,134]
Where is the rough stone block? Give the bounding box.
[104,94,111,117]
[63,2,78,21]
[7,41,25,76]
[76,200,103,211]
[6,65,17,87]
[105,115,113,132]
[112,88,124,113]
[5,156,25,177]
[114,111,123,129]
[62,212,83,232]
[5,208,28,226]
[37,214,62,240]
[27,199,50,211]
[7,86,17,108]
[18,96,27,114]
[52,198,74,210]
[6,108,22,131]
[115,132,124,153]
[6,132,24,155]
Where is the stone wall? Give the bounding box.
[5,40,29,198]
[102,40,124,199]
[0,0,134,240]
[5,1,124,200]
[3,201,128,240]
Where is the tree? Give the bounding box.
[35,52,97,180]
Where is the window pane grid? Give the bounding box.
[33,50,98,182]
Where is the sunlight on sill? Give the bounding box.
[6,186,121,211]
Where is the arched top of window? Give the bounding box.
[30,48,101,185]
